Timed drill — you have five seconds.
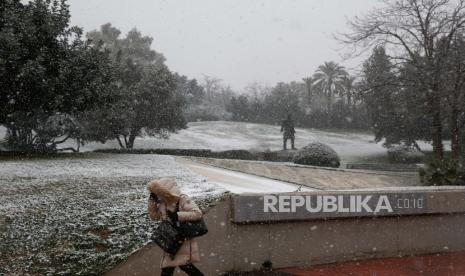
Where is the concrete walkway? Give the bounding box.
[177,157,314,194]
[279,251,465,276]
[187,157,422,190]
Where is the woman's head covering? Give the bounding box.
[147,178,182,202]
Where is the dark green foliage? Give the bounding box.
[360,47,434,149]
[0,0,114,152]
[185,76,234,122]
[94,148,213,157]
[174,74,205,106]
[83,24,186,149]
[387,145,425,164]
[293,143,341,168]
[215,150,255,160]
[225,65,370,130]
[227,95,252,122]
[420,158,465,186]
[92,148,301,162]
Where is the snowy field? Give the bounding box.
[0,154,228,275]
[0,121,437,163]
[83,122,389,163]
[0,151,310,275]
[0,121,435,274]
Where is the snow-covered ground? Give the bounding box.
[0,154,228,275]
[84,122,388,162]
[0,121,436,274]
[1,121,438,163]
[0,152,312,274]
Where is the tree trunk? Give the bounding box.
[413,141,424,153]
[460,127,465,171]
[429,92,444,160]
[127,129,138,149]
[116,137,125,149]
[451,102,460,160]
[76,138,81,153]
[127,135,136,149]
[306,82,312,105]
[7,126,34,149]
[327,83,333,114]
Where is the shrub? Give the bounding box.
[420,158,465,186]
[94,148,213,157]
[387,145,424,164]
[213,150,255,160]
[293,143,340,168]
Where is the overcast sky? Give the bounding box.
[68,0,377,90]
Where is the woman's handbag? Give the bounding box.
[176,201,209,239]
[152,197,208,255]
[178,218,208,238]
[151,220,184,255]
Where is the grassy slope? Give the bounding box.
[0,121,400,163]
[0,154,224,275]
[0,122,437,274]
[2,121,441,165]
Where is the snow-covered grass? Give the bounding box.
[81,122,385,162]
[1,121,436,163]
[0,121,437,274]
[0,154,226,275]
[64,121,437,163]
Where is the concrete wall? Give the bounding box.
[107,189,465,276]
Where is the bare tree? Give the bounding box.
[340,0,465,159]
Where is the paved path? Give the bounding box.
[177,157,314,194]
[187,157,421,190]
[279,251,465,276]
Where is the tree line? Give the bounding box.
[225,62,369,130]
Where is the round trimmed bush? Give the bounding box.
[387,145,424,164]
[293,143,340,168]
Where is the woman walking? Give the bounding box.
[147,178,205,276]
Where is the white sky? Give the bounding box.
[68,0,377,90]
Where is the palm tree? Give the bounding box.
[312,61,347,113]
[342,75,356,107]
[302,76,313,105]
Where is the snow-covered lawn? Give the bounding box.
[0,152,312,275]
[0,154,226,275]
[2,121,436,163]
[81,122,386,162]
[0,121,437,274]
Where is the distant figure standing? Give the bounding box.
[281,114,296,150]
